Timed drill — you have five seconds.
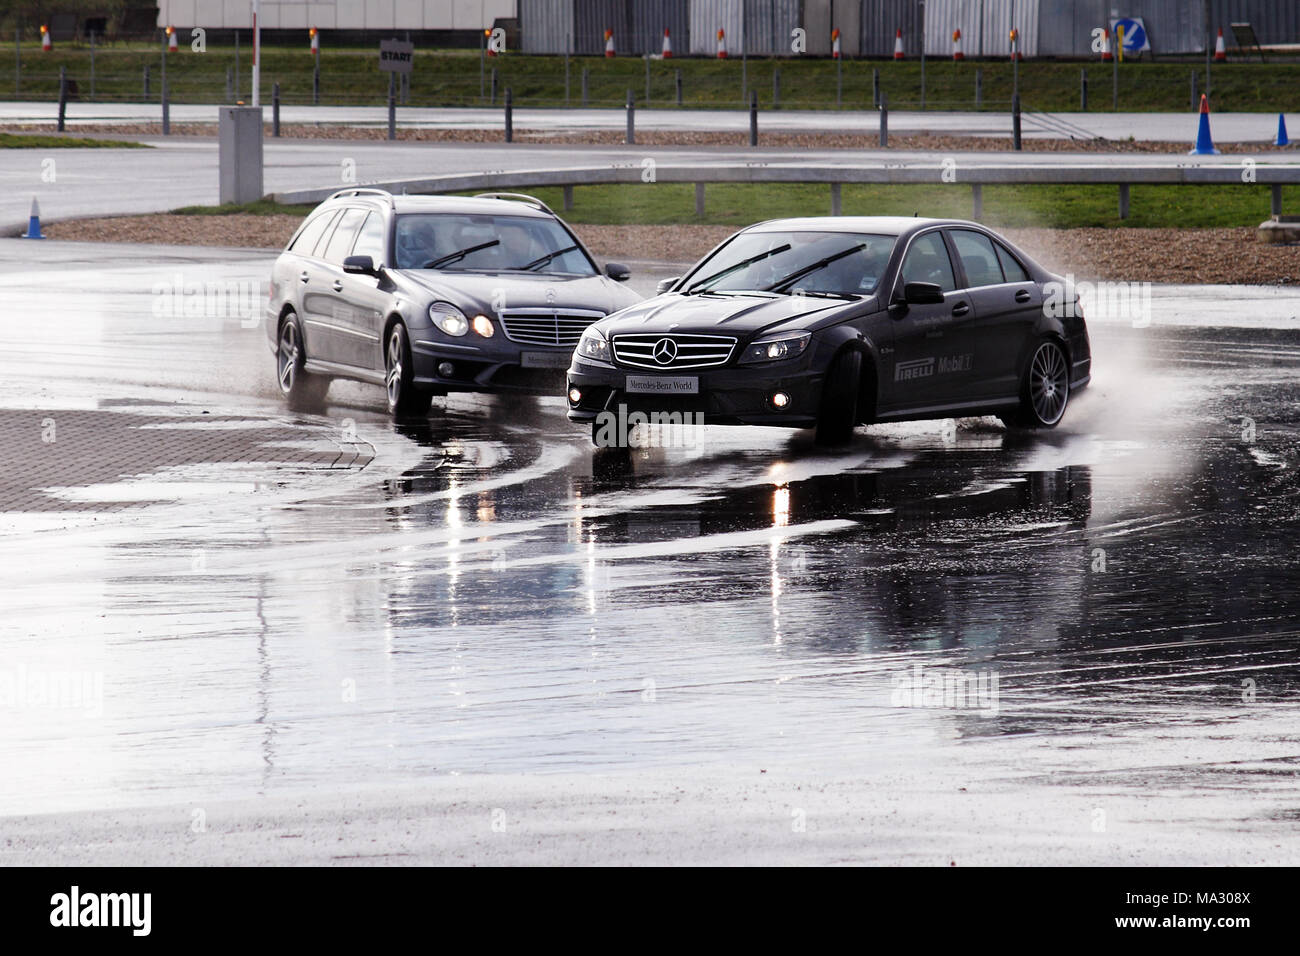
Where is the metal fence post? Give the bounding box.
[975,67,982,108]
[272,82,280,136]
[313,52,320,105]
[57,66,67,132]
[675,69,682,106]
[749,90,757,146]
[773,68,780,110]
[879,95,888,148]
[1012,93,1022,150]
[161,80,170,135]
[625,89,635,145]
[504,87,513,142]
[387,73,396,140]
[972,183,983,220]
[144,64,151,100]
[836,55,842,107]
[830,182,841,216]
[89,30,95,99]
[1081,69,1088,111]
[694,183,705,217]
[1118,183,1130,219]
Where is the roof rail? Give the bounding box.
[472,192,556,216]
[327,187,394,204]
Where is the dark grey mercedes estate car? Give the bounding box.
[567,216,1091,445]
[266,189,641,417]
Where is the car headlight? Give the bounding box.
[576,327,611,364]
[471,314,495,338]
[429,302,469,337]
[739,331,811,364]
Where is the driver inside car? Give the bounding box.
[396,219,438,269]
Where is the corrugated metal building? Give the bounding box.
[157,0,518,30]
[518,1,1299,56]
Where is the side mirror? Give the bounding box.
[655,276,682,295]
[343,254,379,277]
[903,281,945,305]
[604,261,631,282]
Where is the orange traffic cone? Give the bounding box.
[831,28,841,60]
[716,28,727,59]
[41,25,51,52]
[1101,28,1112,61]
[604,28,614,57]
[1010,27,1022,61]
[1213,28,1226,62]
[662,28,672,58]
[893,29,904,60]
[952,29,963,61]
[167,26,177,52]
[310,27,319,54]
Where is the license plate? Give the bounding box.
[520,351,572,369]
[625,375,699,395]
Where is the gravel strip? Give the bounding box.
[5,122,1296,153]
[40,214,1299,284]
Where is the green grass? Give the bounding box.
[514,182,1293,229]
[0,131,148,147]
[193,182,1291,229]
[170,199,313,216]
[8,43,1300,113]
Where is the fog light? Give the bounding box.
[771,391,791,409]
[437,362,455,378]
[568,387,582,404]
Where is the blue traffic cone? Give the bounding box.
[1274,113,1290,147]
[22,197,44,239]
[1189,94,1219,155]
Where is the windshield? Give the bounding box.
[683,230,895,296]
[393,213,597,275]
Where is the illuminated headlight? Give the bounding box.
[471,314,495,338]
[429,301,469,337]
[576,327,611,363]
[739,331,811,364]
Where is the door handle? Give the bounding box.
[332,280,344,292]
[299,271,309,283]
[951,302,970,317]
[1015,289,1032,303]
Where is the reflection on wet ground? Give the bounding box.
[1,247,1299,860]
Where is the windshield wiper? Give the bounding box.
[763,243,867,293]
[791,289,861,300]
[686,243,792,294]
[423,239,500,270]
[520,243,580,271]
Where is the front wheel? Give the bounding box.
[384,323,433,419]
[277,312,329,410]
[815,349,861,446]
[1002,339,1070,429]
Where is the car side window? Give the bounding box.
[322,208,367,265]
[352,211,388,266]
[900,232,957,293]
[289,210,336,257]
[995,241,1030,283]
[950,230,1005,288]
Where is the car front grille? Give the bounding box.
[611,333,737,370]
[499,310,603,348]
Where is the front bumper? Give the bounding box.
[565,356,824,428]
[411,336,572,395]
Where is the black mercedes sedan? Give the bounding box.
[267,189,641,417]
[566,217,1091,446]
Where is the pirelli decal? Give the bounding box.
[895,353,973,382]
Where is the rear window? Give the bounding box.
[288,209,336,256]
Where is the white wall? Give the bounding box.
[155,0,518,30]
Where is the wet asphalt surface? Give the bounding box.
[2,239,1300,863]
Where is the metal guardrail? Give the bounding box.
[274,161,1300,219]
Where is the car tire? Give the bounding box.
[815,349,861,446]
[1002,338,1070,429]
[384,322,433,419]
[276,312,329,410]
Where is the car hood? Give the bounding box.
[598,291,868,340]
[394,269,641,315]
